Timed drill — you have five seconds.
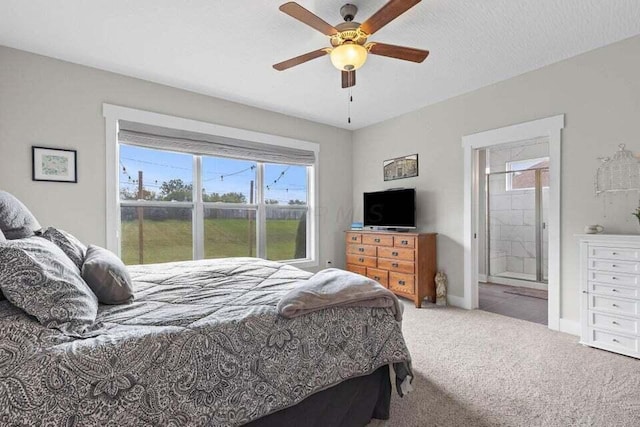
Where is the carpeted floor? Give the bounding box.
[371,301,640,426]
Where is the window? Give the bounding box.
[505,157,550,191]
[117,144,314,266]
[264,163,308,261]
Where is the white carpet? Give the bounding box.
[374,301,640,426]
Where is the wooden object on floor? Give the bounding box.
[345,230,437,307]
[578,234,640,359]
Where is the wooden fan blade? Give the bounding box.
[273,49,329,71]
[361,0,421,35]
[279,2,338,36]
[368,42,429,63]
[341,70,356,88]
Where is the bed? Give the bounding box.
[0,257,412,426]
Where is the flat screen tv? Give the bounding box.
[363,188,416,229]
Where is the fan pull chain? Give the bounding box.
[348,88,353,124]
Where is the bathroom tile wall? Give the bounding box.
[487,139,549,284]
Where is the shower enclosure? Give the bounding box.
[486,166,548,284]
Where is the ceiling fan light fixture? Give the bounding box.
[330,43,367,71]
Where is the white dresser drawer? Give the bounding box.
[588,259,640,274]
[589,295,640,317]
[587,270,640,287]
[589,328,639,354]
[589,282,640,299]
[589,245,640,262]
[589,311,639,335]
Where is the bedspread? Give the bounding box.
[0,257,411,426]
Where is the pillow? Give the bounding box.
[0,191,42,239]
[0,237,99,336]
[82,245,134,305]
[41,227,87,271]
[0,228,6,242]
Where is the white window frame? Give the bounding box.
[103,104,319,268]
[505,156,550,191]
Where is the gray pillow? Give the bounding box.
[41,227,87,271]
[0,237,99,336]
[0,191,42,239]
[82,245,134,305]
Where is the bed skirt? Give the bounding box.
[246,365,391,427]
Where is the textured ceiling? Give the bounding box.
[1,0,639,129]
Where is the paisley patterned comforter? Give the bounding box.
[0,257,411,426]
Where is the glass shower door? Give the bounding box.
[487,168,548,283]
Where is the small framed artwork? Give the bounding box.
[32,146,77,183]
[383,154,418,181]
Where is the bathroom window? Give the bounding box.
[506,157,549,191]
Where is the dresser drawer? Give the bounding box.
[346,264,367,276]
[389,272,415,296]
[346,232,362,244]
[394,236,416,249]
[378,247,415,261]
[589,295,640,317]
[367,268,389,286]
[589,282,640,299]
[589,245,640,262]
[362,234,394,247]
[587,270,640,287]
[346,254,377,268]
[377,258,415,274]
[588,259,640,274]
[346,244,377,257]
[589,311,639,335]
[589,328,639,354]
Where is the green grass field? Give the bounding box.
[121,218,303,265]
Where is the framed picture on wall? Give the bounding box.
[32,146,77,183]
[383,154,418,181]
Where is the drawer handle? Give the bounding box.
[351,237,357,241]
[358,257,364,262]
[612,338,620,343]
[398,280,405,285]
[612,321,619,325]
[358,247,364,252]
[612,264,617,268]
[612,252,618,255]
[392,263,399,267]
[612,289,618,292]
[612,277,617,280]
[401,240,408,245]
[374,276,380,280]
[392,251,399,256]
[374,238,380,243]
[612,303,619,308]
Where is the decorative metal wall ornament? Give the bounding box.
[595,144,640,195]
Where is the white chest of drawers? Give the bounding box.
[579,234,640,358]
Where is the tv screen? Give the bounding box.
[363,188,416,229]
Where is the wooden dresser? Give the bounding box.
[345,230,437,307]
[579,234,640,359]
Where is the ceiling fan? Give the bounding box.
[273,0,430,89]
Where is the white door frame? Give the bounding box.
[462,115,564,330]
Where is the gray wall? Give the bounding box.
[352,35,640,323]
[0,46,353,270]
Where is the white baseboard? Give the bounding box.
[478,274,487,283]
[447,294,467,309]
[559,318,580,336]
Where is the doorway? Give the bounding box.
[479,139,549,324]
[462,115,564,331]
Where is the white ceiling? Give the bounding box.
[1,0,639,129]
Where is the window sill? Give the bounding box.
[282,258,319,270]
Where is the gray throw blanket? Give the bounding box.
[278,268,403,321]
